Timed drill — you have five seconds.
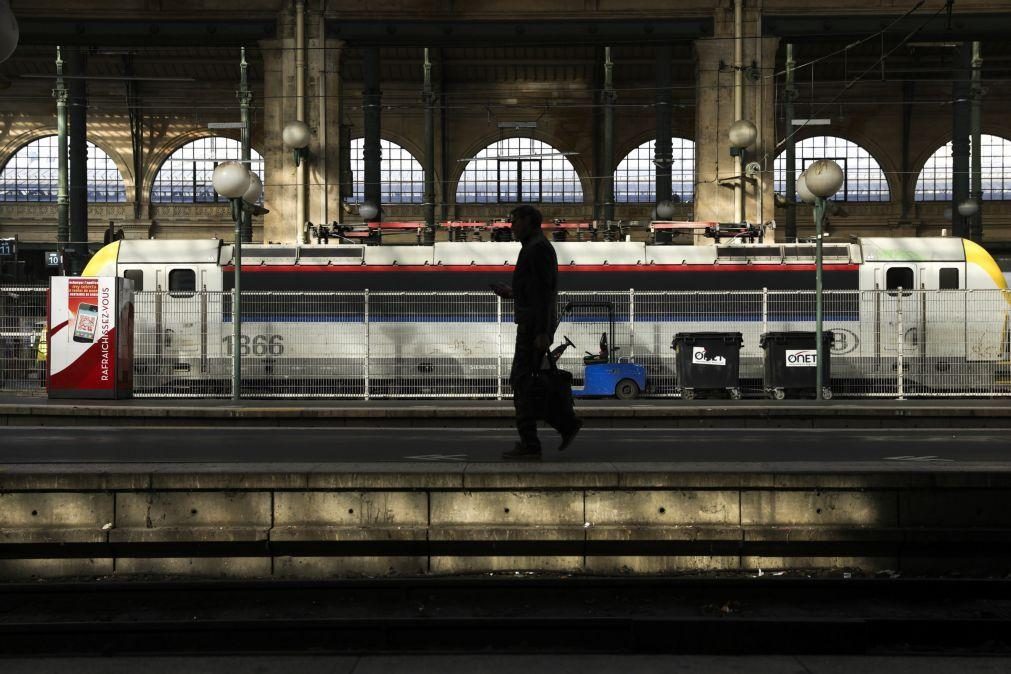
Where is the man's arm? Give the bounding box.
[489,282,513,299]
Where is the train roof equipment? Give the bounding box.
[101,235,994,271]
[115,239,223,265]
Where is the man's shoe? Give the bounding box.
[557,418,583,452]
[502,442,542,460]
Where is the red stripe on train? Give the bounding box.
[224,264,860,273]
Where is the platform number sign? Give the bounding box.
[46,251,62,268]
[0,238,14,258]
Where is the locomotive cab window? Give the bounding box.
[168,269,196,297]
[886,267,914,295]
[939,267,960,290]
[124,269,144,292]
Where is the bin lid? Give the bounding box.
[759,331,834,347]
[673,332,744,346]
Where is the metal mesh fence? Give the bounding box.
[886,289,1011,397]
[369,292,501,398]
[129,288,1011,400]
[4,286,1010,399]
[0,286,47,396]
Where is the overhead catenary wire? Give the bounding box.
[0,0,1005,206]
[776,0,954,150]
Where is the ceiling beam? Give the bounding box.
[328,19,711,46]
[764,13,1011,42]
[18,20,276,46]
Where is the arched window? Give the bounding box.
[614,138,695,203]
[457,137,583,204]
[915,134,1011,201]
[774,136,890,202]
[346,138,424,204]
[150,137,263,203]
[0,136,126,202]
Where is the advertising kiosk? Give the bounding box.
[48,276,134,399]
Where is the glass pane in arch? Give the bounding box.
[774,136,890,202]
[150,137,263,204]
[456,137,582,204]
[346,138,424,204]
[915,134,1011,201]
[614,138,695,204]
[0,136,126,203]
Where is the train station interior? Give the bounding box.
[1,1,1011,264]
[3,1,1011,670]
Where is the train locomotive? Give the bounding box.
[80,234,1010,396]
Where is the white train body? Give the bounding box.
[81,237,1010,395]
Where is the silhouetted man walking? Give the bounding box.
[491,205,581,459]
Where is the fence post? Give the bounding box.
[896,288,904,400]
[762,287,768,336]
[200,286,208,374]
[154,288,163,362]
[496,294,503,400]
[364,289,370,400]
[629,288,635,360]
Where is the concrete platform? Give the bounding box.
[3,426,1011,465]
[2,396,1009,581]
[2,396,1011,428]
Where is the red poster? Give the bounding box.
[68,278,100,344]
[49,277,133,399]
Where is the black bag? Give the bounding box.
[529,353,576,428]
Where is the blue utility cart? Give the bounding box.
[551,301,647,400]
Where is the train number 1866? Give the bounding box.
[222,334,285,356]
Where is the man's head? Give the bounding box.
[509,204,542,242]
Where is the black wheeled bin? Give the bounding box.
[671,332,744,400]
[759,331,834,400]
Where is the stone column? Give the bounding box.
[655,45,673,205]
[602,46,615,225]
[260,27,294,243]
[66,46,88,269]
[694,7,778,236]
[423,48,436,241]
[362,46,382,220]
[308,31,344,230]
[262,5,344,243]
[951,41,971,239]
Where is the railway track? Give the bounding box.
[1,577,1010,656]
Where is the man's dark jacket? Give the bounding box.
[511,231,558,336]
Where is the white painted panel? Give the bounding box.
[116,240,222,265]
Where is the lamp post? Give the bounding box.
[283,120,311,167]
[655,200,676,220]
[238,47,253,243]
[283,120,311,243]
[798,159,845,401]
[728,119,757,224]
[958,199,979,239]
[0,1,18,65]
[54,47,69,256]
[359,201,379,221]
[212,161,253,401]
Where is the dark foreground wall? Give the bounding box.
[1,466,1010,579]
